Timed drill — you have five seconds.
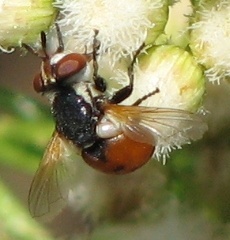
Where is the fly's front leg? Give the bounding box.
[109,43,145,104]
[55,23,64,53]
[92,30,107,93]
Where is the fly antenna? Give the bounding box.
[22,31,49,59]
[22,43,38,56]
[40,31,49,59]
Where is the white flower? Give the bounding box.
[54,0,168,63]
[189,0,230,83]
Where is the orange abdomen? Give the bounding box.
[82,134,155,174]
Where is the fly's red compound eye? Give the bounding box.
[54,53,88,80]
[33,73,45,93]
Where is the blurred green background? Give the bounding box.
[0,50,230,240]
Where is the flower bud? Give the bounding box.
[124,45,205,112]
[0,0,56,51]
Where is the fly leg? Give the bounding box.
[109,43,145,104]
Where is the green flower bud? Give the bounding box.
[123,45,205,113]
[0,0,56,50]
[145,0,169,45]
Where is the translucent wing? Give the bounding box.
[28,131,79,218]
[104,104,208,159]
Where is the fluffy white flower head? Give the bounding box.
[190,0,230,83]
[54,0,163,63]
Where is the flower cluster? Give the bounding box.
[3,0,227,159]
